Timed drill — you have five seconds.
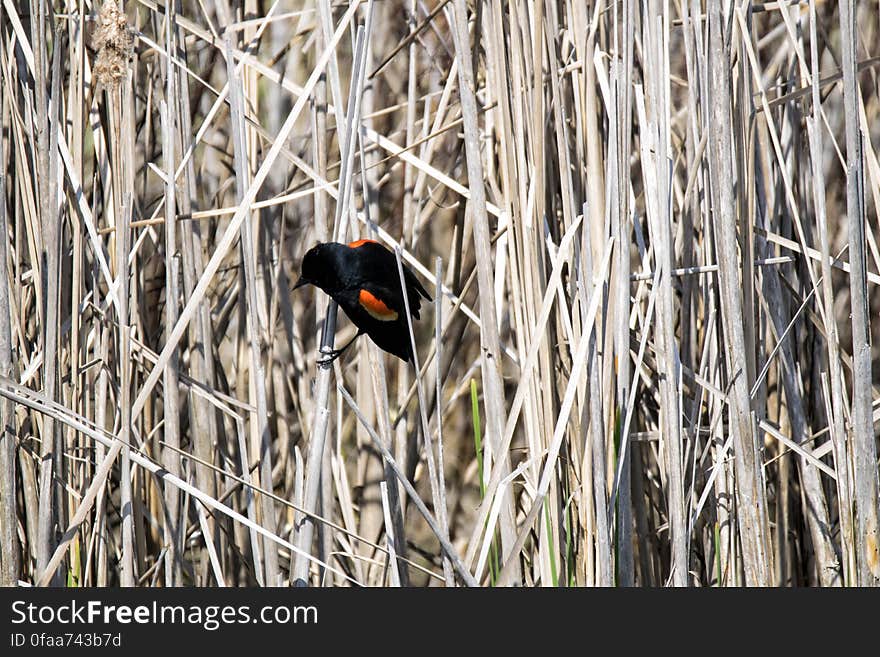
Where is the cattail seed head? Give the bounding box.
[92,1,133,89]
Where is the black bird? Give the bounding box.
[294,239,431,365]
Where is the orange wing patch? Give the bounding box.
[349,238,379,249]
[358,289,398,321]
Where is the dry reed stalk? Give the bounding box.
[155,10,186,586]
[579,204,612,586]
[171,11,222,587]
[707,0,772,586]
[392,246,452,584]
[159,8,183,584]
[308,4,334,585]
[31,0,59,583]
[839,0,880,585]
[0,85,19,586]
[807,0,854,585]
[92,0,136,586]
[378,481,401,586]
[432,257,453,586]
[642,5,687,585]
[221,0,280,585]
[612,0,637,587]
[450,0,520,586]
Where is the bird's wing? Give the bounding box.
[347,240,431,316]
[353,283,404,322]
[349,239,432,302]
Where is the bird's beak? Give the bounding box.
[293,277,309,290]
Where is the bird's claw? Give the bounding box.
[317,348,342,369]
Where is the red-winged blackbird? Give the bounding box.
[294,239,431,365]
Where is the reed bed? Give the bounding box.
[0,0,878,587]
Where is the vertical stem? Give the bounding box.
[451,0,521,585]
[647,5,687,586]
[434,257,453,586]
[112,79,134,586]
[160,4,183,587]
[839,0,880,586]
[221,0,280,585]
[613,0,636,587]
[0,89,20,586]
[808,0,853,584]
[32,0,58,582]
[171,1,220,567]
[581,205,612,586]
[707,0,772,586]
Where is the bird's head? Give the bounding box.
[294,242,342,293]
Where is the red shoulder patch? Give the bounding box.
[358,289,398,321]
[348,238,379,249]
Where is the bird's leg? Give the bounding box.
[317,331,364,368]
